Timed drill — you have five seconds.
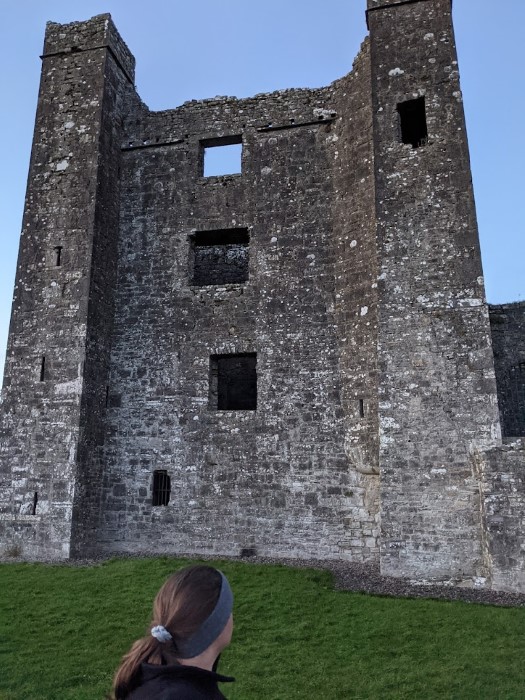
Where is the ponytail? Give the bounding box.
[111,566,223,699]
[112,635,165,699]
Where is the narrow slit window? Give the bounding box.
[210,353,257,411]
[397,97,427,148]
[191,228,249,286]
[39,356,46,382]
[31,492,38,516]
[54,246,63,267]
[152,470,171,506]
[201,135,242,177]
[359,398,365,418]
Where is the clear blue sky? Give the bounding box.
[0,0,523,386]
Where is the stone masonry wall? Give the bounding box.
[93,71,380,561]
[368,0,502,583]
[475,439,525,592]
[68,21,139,557]
[1,6,523,592]
[490,302,525,438]
[330,39,381,556]
[0,15,135,558]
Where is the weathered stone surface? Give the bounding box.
[368,0,503,584]
[0,1,523,592]
[0,15,136,559]
[474,439,525,592]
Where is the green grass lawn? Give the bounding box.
[0,557,523,699]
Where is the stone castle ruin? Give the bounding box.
[1,0,524,592]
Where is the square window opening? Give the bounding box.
[152,470,171,506]
[191,228,249,286]
[209,353,257,411]
[201,135,242,177]
[397,97,427,148]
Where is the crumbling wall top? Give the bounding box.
[489,301,525,313]
[43,13,135,84]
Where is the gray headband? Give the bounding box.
[176,571,233,659]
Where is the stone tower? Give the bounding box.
[1,2,524,591]
[0,16,135,557]
[367,0,501,579]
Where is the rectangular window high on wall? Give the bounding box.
[209,353,257,410]
[152,470,171,506]
[397,97,427,148]
[191,228,249,286]
[200,135,242,177]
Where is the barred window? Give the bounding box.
[152,470,171,506]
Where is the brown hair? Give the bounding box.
[112,565,222,699]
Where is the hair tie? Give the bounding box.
[151,625,172,643]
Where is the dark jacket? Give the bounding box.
[127,662,234,699]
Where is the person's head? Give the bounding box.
[112,565,233,699]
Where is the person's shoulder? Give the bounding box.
[128,665,230,700]
[133,681,224,700]
[160,677,230,699]
[153,684,211,700]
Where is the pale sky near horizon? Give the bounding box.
[0,0,524,387]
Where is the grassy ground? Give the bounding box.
[0,557,524,699]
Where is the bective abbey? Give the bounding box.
[1,0,524,592]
